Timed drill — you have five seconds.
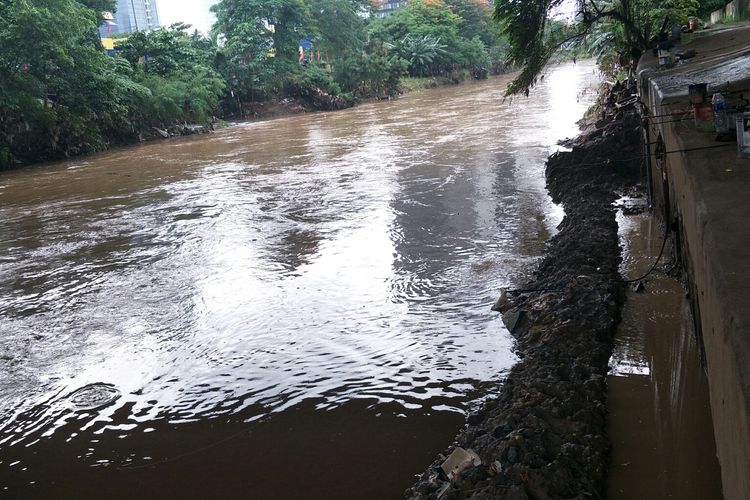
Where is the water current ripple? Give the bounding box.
[0,63,601,483]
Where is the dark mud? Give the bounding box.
[407,83,643,499]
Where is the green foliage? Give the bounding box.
[0,0,225,167]
[1,0,509,167]
[495,0,714,95]
[212,0,312,100]
[118,25,219,76]
[285,64,341,98]
[459,36,491,78]
[368,0,502,78]
[0,0,119,161]
[213,0,313,64]
[397,34,448,76]
[697,0,728,17]
[306,0,370,59]
[131,69,225,125]
[115,25,226,126]
[76,0,116,12]
[212,0,502,102]
[334,42,409,97]
[446,0,499,46]
[647,0,700,25]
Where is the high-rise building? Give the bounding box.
[100,0,161,37]
[371,0,408,18]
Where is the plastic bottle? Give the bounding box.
[712,92,729,133]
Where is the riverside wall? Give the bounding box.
[638,24,750,500]
[710,0,750,24]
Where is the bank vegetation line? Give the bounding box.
[0,0,512,170]
[406,82,643,500]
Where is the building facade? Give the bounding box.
[100,0,161,37]
[372,0,408,18]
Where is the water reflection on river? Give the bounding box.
[0,62,599,498]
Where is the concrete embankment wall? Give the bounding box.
[710,0,750,24]
[638,25,750,500]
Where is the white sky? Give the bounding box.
[156,0,577,35]
[157,0,217,34]
[552,0,577,22]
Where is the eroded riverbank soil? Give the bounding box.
[407,83,643,499]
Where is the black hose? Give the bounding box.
[621,224,670,283]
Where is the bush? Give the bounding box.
[284,64,354,110]
[335,44,409,98]
[285,64,342,98]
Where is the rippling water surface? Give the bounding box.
[0,62,599,498]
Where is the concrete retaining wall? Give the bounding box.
[711,0,750,23]
[637,25,750,500]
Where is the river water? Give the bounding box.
[608,211,723,499]
[0,62,599,498]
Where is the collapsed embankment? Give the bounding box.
[406,84,642,499]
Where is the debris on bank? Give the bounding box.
[406,82,642,499]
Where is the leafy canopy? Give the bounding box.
[494,0,718,95]
[0,0,225,167]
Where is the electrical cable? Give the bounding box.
[555,142,734,168]
[502,118,732,295]
[500,224,670,298]
[648,116,693,125]
[621,224,670,283]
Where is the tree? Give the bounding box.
[306,0,370,61]
[116,25,226,125]
[118,24,219,76]
[398,34,448,76]
[0,0,124,161]
[334,41,408,97]
[697,0,728,17]
[369,0,488,77]
[494,0,710,95]
[212,0,315,100]
[446,0,498,46]
[0,0,225,168]
[213,0,313,64]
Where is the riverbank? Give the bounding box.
[0,72,493,172]
[406,82,642,499]
[228,71,495,121]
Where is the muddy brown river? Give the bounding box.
[0,63,600,498]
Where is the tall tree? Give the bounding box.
[213,0,313,64]
[212,0,314,99]
[0,0,119,159]
[307,0,370,60]
[1,0,225,167]
[446,0,497,46]
[494,0,706,95]
[370,0,466,75]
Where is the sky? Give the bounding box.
[155,0,578,35]
[157,0,217,34]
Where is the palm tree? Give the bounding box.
[398,34,447,77]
